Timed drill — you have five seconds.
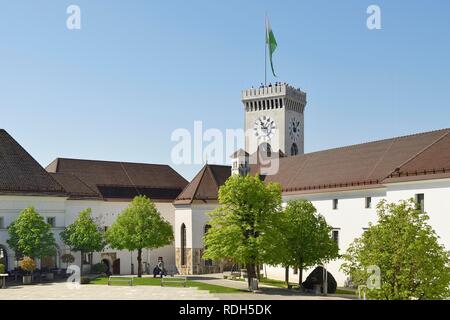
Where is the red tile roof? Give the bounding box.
[174,164,231,205]
[0,129,66,196]
[46,158,188,201]
[266,128,450,193]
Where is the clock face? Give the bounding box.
[253,116,276,142]
[289,117,301,142]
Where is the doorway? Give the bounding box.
[112,259,120,275]
[101,259,111,274]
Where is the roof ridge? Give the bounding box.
[120,162,141,195]
[294,128,450,159]
[55,157,171,167]
[383,130,450,179]
[53,172,102,197]
[205,164,221,189]
[192,165,211,201]
[365,138,396,180]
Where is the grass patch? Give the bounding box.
[89,276,242,294]
[335,288,357,295]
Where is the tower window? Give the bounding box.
[291,143,299,156]
[415,193,424,212]
[181,223,187,266]
[365,197,372,209]
[332,199,338,210]
[279,98,283,108]
[258,143,272,158]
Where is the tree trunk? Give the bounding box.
[285,266,289,287]
[299,268,303,287]
[80,251,83,276]
[137,248,142,278]
[246,263,257,290]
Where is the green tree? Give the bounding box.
[341,199,450,300]
[60,208,105,274]
[269,200,339,287]
[7,207,57,259]
[105,196,174,277]
[203,174,282,289]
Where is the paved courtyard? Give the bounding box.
[0,274,354,300]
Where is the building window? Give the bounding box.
[365,197,372,209]
[415,193,424,212]
[291,143,299,156]
[82,253,92,265]
[258,143,272,158]
[181,223,187,266]
[332,199,338,210]
[293,268,298,275]
[47,217,56,227]
[204,224,213,267]
[0,217,4,229]
[332,229,340,247]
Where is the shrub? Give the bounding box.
[61,253,75,265]
[0,264,5,274]
[19,257,36,274]
[80,276,91,284]
[92,262,107,274]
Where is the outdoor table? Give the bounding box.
[0,274,8,289]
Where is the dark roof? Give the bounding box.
[266,128,450,193]
[46,158,188,201]
[0,129,66,196]
[174,164,231,205]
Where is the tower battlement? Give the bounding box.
[242,82,308,157]
[242,83,306,105]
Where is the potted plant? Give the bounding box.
[40,256,55,281]
[0,263,5,274]
[19,257,36,285]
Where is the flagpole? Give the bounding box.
[264,13,267,86]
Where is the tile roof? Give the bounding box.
[174,164,231,205]
[0,129,66,196]
[46,158,188,201]
[266,128,450,193]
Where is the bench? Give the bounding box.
[107,276,134,286]
[161,276,187,287]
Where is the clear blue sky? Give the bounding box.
[1,1,449,181]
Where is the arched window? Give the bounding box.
[258,143,272,158]
[291,143,299,156]
[180,223,187,266]
[204,225,212,267]
[0,245,8,272]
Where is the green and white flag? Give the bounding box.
[266,16,278,77]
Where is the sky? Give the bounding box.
[1,1,449,181]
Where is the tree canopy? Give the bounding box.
[203,174,282,289]
[105,195,173,277]
[60,208,105,270]
[270,200,339,286]
[341,199,450,300]
[7,207,57,259]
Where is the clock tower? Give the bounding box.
[242,83,307,157]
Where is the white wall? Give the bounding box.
[0,196,177,274]
[0,195,67,270]
[266,179,450,287]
